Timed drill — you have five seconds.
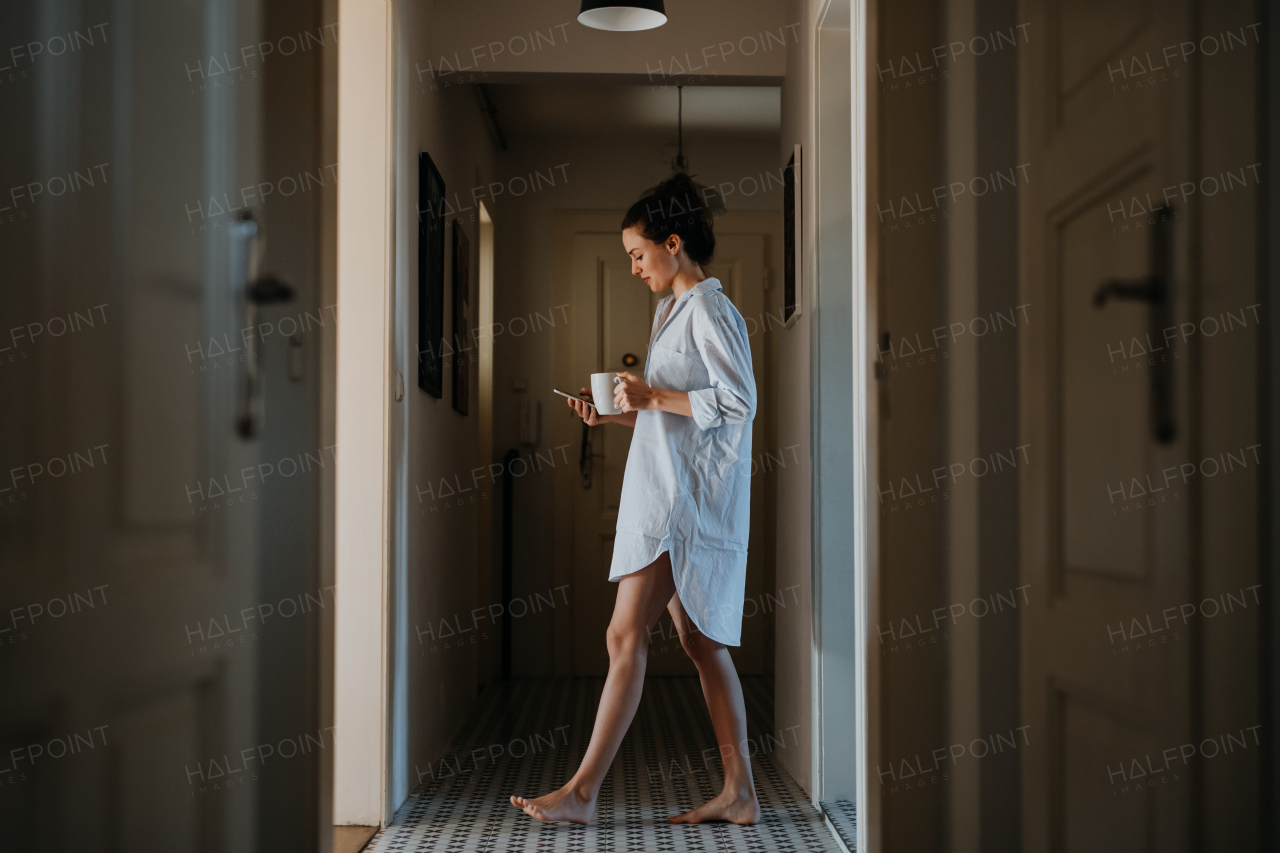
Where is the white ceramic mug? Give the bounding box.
[590,372,623,415]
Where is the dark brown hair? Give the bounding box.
[621,172,715,266]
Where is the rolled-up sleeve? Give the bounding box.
[688,302,757,431]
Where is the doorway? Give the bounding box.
[332,1,868,848]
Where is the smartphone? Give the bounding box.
[553,388,594,406]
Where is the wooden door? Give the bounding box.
[1019,0,1261,849]
[570,232,657,676]
[0,0,325,848]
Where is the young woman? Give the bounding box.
[510,174,760,826]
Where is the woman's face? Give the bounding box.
[623,226,680,294]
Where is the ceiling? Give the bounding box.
[481,83,781,142]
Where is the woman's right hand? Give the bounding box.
[568,388,605,426]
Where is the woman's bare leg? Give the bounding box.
[665,594,761,825]
[509,553,676,823]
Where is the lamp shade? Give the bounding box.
[578,0,667,31]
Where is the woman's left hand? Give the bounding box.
[614,371,658,412]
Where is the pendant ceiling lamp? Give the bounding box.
[645,85,726,217]
[577,0,667,31]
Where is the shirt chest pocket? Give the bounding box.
[647,341,707,392]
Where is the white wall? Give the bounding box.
[388,0,498,816]
[771,0,822,797]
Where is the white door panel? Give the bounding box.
[1020,0,1260,848]
[0,0,325,848]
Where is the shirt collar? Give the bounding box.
[676,277,722,302]
[653,278,722,346]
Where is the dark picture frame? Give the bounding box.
[783,145,802,327]
[451,220,471,416]
[418,152,445,397]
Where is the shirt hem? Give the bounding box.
[609,531,742,647]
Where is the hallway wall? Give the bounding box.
[389,0,499,814]
[767,0,823,797]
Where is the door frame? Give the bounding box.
[811,1,871,849]
[333,0,393,830]
[329,0,877,837]
[849,0,875,849]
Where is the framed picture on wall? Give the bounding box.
[418,152,445,397]
[783,144,802,327]
[451,220,471,416]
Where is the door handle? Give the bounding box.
[246,274,295,305]
[577,420,608,490]
[579,421,593,489]
[230,212,295,439]
[1092,204,1175,444]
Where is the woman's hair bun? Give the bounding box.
[621,172,716,266]
[656,172,700,200]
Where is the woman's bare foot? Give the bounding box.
[509,785,596,824]
[668,786,761,825]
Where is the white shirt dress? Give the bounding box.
[608,277,757,646]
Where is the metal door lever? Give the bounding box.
[1092,204,1175,444]
[246,274,294,305]
[1093,277,1163,306]
[231,212,294,439]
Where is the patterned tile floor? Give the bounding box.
[819,799,857,851]
[367,677,842,852]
